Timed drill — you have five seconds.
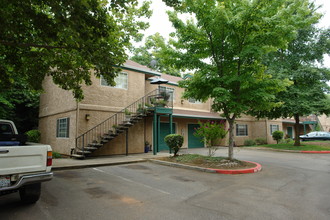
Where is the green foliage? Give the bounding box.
[244,139,256,146]
[272,131,284,144]
[255,138,267,145]
[164,134,184,156]
[52,152,62,159]
[194,121,227,147]
[170,0,317,159]
[0,77,40,132]
[130,33,181,76]
[194,121,227,156]
[25,130,41,143]
[0,0,152,100]
[261,24,330,146]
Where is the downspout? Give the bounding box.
[76,101,80,139]
[265,119,268,143]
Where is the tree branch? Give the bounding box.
[0,40,69,50]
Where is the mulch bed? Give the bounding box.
[156,155,257,170]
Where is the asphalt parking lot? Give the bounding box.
[0,148,329,220]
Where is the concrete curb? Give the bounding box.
[52,159,147,171]
[149,159,262,175]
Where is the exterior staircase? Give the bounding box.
[72,88,172,159]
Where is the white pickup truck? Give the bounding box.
[0,119,53,204]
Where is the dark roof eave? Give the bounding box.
[173,114,224,120]
[115,64,161,76]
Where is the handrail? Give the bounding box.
[74,88,173,156]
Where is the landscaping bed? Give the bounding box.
[157,154,256,170]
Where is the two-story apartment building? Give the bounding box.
[39,60,328,157]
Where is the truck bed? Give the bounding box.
[0,144,52,176]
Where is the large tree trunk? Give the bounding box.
[294,114,301,146]
[227,119,235,160]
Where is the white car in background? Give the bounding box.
[299,131,330,141]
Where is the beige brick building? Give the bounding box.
[39,60,328,157]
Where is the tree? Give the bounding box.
[168,0,318,160]
[0,77,40,133]
[193,121,227,156]
[0,0,151,100]
[261,25,330,146]
[130,33,181,76]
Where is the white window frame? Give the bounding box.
[270,124,279,135]
[56,117,70,138]
[236,124,248,136]
[159,86,175,101]
[100,72,128,89]
[188,98,202,104]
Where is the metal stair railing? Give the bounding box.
[74,88,173,156]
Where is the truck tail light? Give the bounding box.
[47,151,53,166]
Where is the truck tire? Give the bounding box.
[19,183,41,204]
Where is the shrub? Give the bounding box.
[164,134,184,156]
[244,139,256,146]
[25,130,41,143]
[194,121,227,156]
[272,130,284,144]
[52,152,62,159]
[255,138,267,145]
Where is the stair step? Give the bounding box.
[84,147,98,151]
[71,154,85,159]
[77,150,92,154]
[88,143,103,148]
[102,135,114,140]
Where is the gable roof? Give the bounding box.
[123,60,184,86]
[121,60,161,76]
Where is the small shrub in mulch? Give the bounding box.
[157,154,256,170]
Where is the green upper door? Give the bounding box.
[159,122,176,151]
[188,124,204,148]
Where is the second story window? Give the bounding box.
[101,72,128,89]
[188,98,202,104]
[159,86,174,101]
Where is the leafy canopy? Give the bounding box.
[167,0,319,159]
[260,25,330,146]
[130,33,181,76]
[0,0,152,100]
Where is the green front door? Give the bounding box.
[188,124,204,148]
[287,127,293,138]
[159,122,176,151]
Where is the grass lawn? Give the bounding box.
[259,141,330,151]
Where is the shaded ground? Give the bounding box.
[157,154,256,170]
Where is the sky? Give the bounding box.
[140,0,330,67]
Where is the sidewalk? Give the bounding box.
[52,152,171,171]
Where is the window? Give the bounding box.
[0,122,14,135]
[188,98,202,104]
[236,124,248,136]
[56,118,70,138]
[270,125,279,135]
[101,72,128,89]
[159,86,174,101]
